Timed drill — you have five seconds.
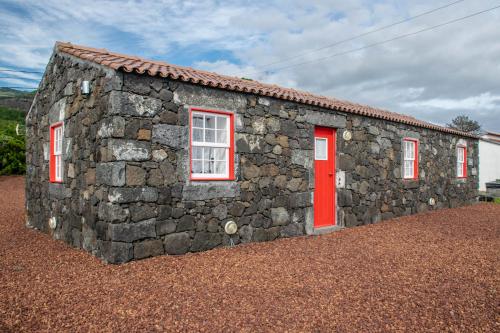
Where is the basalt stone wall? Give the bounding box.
[26,51,478,264]
[25,51,121,256]
[93,71,478,263]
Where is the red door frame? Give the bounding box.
[314,127,336,228]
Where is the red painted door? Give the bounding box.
[314,127,336,228]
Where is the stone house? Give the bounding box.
[25,42,479,263]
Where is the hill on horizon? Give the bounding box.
[0,88,36,113]
[0,87,36,99]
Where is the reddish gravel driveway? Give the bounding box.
[0,176,498,332]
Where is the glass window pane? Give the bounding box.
[214,148,226,161]
[193,128,203,142]
[457,148,464,162]
[56,156,62,179]
[58,134,63,154]
[315,138,327,160]
[404,161,414,178]
[205,115,216,129]
[205,129,215,143]
[192,147,203,159]
[55,127,61,154]
[204,147,214,160]
[215,161,226,174]
[217,116,227,129]
[216,130,227,144]
[192,160,202,173]
[405,141,414,160]
[203,161,214,174]
[193,115,204,128]
[457,163,462,177]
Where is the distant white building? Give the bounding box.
[479,131,500,191]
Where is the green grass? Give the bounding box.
[494,197,500,204]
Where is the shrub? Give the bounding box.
[0,134,25,175]
[0,107,26,175]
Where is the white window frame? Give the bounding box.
[315,137,328,160]
[457,146,465,178]
[403,139,416,179]
[191,111,230,179]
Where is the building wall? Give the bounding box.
[478,139,500,191]
[26,52,479,264]
[25,51,121,255]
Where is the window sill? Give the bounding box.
[402,179,419,189]
[190,177,235,182]
[454,177,467,184]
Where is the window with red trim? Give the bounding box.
[456,146,467,178]
[50,123,64,183]
[190,109,234,180]
[403,138,418,179]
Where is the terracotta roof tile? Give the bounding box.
[56,41,476,138]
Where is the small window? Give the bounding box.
[190,109,234,180]
[457,146,467,178]
[403,139,418,179]
[50,123,63,183]
[315,138,328,160]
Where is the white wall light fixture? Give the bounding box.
[81,80,90,95]
[224,221,238,235]
[49,217,58,230]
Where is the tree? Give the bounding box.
[447,115,481,134]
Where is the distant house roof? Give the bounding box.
[55,41,476,138]
[485,131,500,137]
[481,131,500,144]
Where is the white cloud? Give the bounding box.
[402,93,500,110]
[1,0,499,131]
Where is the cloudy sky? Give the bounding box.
[1,0,499,131]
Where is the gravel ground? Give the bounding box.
[0,176,498,332]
